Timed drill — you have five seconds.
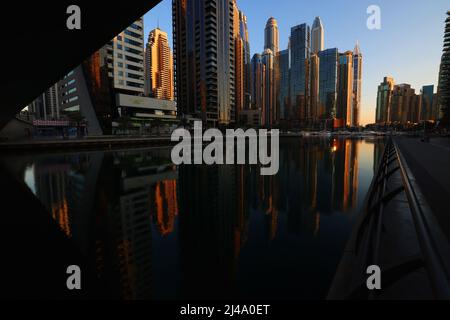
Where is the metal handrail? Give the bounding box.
[394,141,450,299]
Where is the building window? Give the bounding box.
[124,38,142,47]
[67,87,77,94]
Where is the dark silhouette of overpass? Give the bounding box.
[0,1,162,130]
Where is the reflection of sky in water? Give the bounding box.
[24,164,36,194]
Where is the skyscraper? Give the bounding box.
[290,23,310,124]
[264,17,279,55]
[233,5,251,121]
[262,48,276,126]
[311,17,324,55]
[173,0,236,126]
[318,48,338,121]
[420,85,435,121]
[277,49,290,121]
[239,10,251,110]
[309,54,319,123]
[376,76,395,123]
[337,51,353,127]
[437,11,450,124]
[144,28,174,101]
[352,42,362,127]
[251,53,265,121]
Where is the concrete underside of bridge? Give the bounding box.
[0,1,162,131]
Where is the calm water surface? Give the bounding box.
[3,137,385,299]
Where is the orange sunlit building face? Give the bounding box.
[152,179,178,236]
[145,28,174,101]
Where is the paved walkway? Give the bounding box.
[395,136,450,242]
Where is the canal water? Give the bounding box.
[2,137,385,299]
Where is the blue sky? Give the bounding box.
[144,0,448,125]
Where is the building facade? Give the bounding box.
[290,23,310,124]
[318,48,338,121]
[264,17,279,55]
[437,11,450,124]
[336,51,353,127]
[144,28,174,101]
[262,49,276,126]
[376,76,395,124]
[311,17,324,55]
[251,53,266,120]
[106,18,145,96]
[352,42,362,127]
[390,84,420,123]
[173,0,236,127]
[277,49,290,121]
[309,54,320,123]
[420,85,435,121]
[233,4,251,121]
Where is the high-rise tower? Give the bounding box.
[262,48,276,126]
[233,4,251,121]
[318,48,338,120]
[290,23,310,124]
[352,42,362,127]
[144,28,174,100]
[173,0,236,126]
[437,11,450,124]
[264,17,279,55]
[311,17,324,54]
[251,54,266,116]
[337,51,353,127]
[376,76,395,123]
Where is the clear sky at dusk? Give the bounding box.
[144,0,448,125]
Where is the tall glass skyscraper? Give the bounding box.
[311,17,324,55]
[233,5,251,120]
[251,53,265,116]
[309,54,319,122]
[239,10,251,110]
[318,48,338,120]
[264,17,279,55]
[262,49,275,126]
[290,23,310,123]
[337,51,353,127]
[173,0,236,126]
[421,85,435,121]
[277,49,290,121]
[352,42,362,127]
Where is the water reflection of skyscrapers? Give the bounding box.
[331,139,359,212]
[177,163,249,298]
[85,149,177,299]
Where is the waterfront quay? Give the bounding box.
[0,135,174,151]
[330,135,450,299]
